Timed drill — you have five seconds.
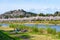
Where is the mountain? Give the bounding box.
[0,9,37,19]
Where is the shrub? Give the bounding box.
[51,28,56,35]
[31,26,39,33]
[46,27,56,35]
[46,27,52,34]
[57,32,60,38]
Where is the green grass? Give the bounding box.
[0,30,15,40]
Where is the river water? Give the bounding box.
[1,24,60,32]
[24,24,60,32]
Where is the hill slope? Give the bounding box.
[0,9,37,19]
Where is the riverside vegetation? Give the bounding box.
[0,20,60,25]
[0,24,60,40]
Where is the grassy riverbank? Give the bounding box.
[0,20,60,25]
[0,24,60,40]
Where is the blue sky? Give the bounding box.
[0,0,60,14]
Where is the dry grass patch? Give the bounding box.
[30,34,60,40]
[0,27,14,31]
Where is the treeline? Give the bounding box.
[38,11,60,16]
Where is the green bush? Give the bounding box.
[51,28,56,35]
[47,27,52,34]
[31,26,39,33]
[19,25,31,32]
[57,32,60,38]
[46,27,56,35]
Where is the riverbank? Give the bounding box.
[1,21,60,25]
[0,24,60,40]
[8,22,60,26]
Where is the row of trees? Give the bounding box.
[38,11,60,16]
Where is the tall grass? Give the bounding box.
[57,32,60,38]
[31,26,38,32]
[9,24,57,35]
[39,28,45,34]
[46,27,56,35]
